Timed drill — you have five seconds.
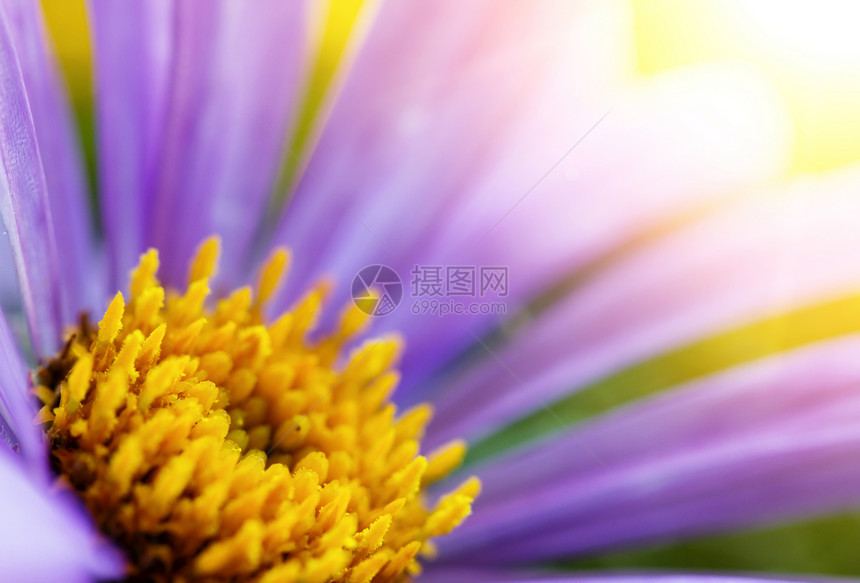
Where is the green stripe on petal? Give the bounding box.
[564,509,860,576]
[464,292,860,465]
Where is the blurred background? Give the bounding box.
[35,0,860,576]
[637,0,860,175]
[41,0,860,186]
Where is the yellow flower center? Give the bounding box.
[35,238,478,583]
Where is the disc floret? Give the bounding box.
[37,238,477,582]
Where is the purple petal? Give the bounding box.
[147,0,306,288]
[3,0,103,319]
[89,0,306,291]
[419,571,849,583]
[0,3,63,356]
[271,0,790,398]
[0,304,43,464]
[0,447,125,582]
[0,230,22,312]
[88,0,171,291]
[436,335,860,562]
[428,164,860,448]
[398,62,791,403]
[272,0,627,332]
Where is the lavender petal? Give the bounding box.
[3,0,103,319]
[270,1,790,400]
[89,0,306,291]
[0,3,63,356]
[0,447,124,582]
[428,164,860,449]
[437,336,860,562]
[0,304,43,464]
[419,570,852,583]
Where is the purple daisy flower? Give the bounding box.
[2,0,860,582]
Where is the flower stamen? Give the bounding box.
[36,237,478,582]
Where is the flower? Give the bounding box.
[2,0,860,582]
